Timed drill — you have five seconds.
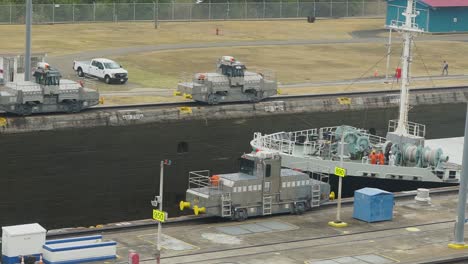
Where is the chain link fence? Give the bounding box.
[0,0,385,24]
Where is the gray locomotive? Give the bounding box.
[180,151,331,221]
[0,62,100,115]
[176,56,277,104]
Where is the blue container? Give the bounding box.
[353,188,394,223]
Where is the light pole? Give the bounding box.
[448,104,468,249]
[151,160,170,263]
[25,0,32,81]
[328,132,348,228]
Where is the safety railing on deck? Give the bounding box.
[188,170,222,194]
[388,119,426,138]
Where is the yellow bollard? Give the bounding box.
[179,201,190,211]
[193,205,206,216]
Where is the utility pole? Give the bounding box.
[24,0,32,81]
[151,160,170,263]
[328,133,348,228]
[448,104,468,249]
[154,0,159,29]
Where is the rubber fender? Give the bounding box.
[179,201,190,211]
[193,205,206,216]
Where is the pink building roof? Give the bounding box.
[421,0,468,7]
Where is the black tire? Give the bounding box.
[120,80,127,84]
[105,75,111,84]
[77,68,84,77]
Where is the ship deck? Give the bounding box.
[50,187,468,264]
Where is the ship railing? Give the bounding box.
[366,134,387,145]
[290,128,319,143]
[388,119,426,138]
[251,132,295,155]
[319,126,338,140]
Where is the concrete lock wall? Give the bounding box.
[0,90,465,230]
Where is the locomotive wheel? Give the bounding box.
[250,91,264,103]
[17,104,33,116]
[67,101,82,113]
[294,202,306,215]
[207,94,219,105]
[234,209,247,222]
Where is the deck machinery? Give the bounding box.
[177,56,277,104]
[0,63,100,115]
[180,151,331,221]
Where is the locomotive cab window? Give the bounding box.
[240,158,254,175]
[265,164,271,177]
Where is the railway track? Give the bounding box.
[92,85,468,112]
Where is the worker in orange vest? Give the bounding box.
[369,150,377,165]
[378,150,385,165]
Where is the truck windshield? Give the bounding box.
[104,62,120,69]
[239,158,255,175]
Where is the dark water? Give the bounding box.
[0,103,465,229]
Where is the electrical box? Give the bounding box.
[1,223,46,264]
[353,188,394,223]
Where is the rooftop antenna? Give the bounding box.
[24,0,32,81]
[387,0,423,136]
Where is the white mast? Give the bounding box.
[389,0,423,136]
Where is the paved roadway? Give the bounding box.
[55,189,468,264]
[47,29,468,80]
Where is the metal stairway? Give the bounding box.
[311,184,321,207]
[262,195,272,215]
[221,193,232,217]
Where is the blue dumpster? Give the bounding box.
[353,188,394,222]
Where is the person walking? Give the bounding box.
[442,61,449,76]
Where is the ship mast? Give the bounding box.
[390,0,423,136]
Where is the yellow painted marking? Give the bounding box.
[0,117,7,127]
[405,227,420,232]
[183,93,193,99]
[334,166,346,177]
[152,209,167,222]
[448,243,468,249]
[179,107,193,114]
[337,97,351,105]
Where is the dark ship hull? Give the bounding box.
[0,103,464,230]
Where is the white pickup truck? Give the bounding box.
[73,58,128,84]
